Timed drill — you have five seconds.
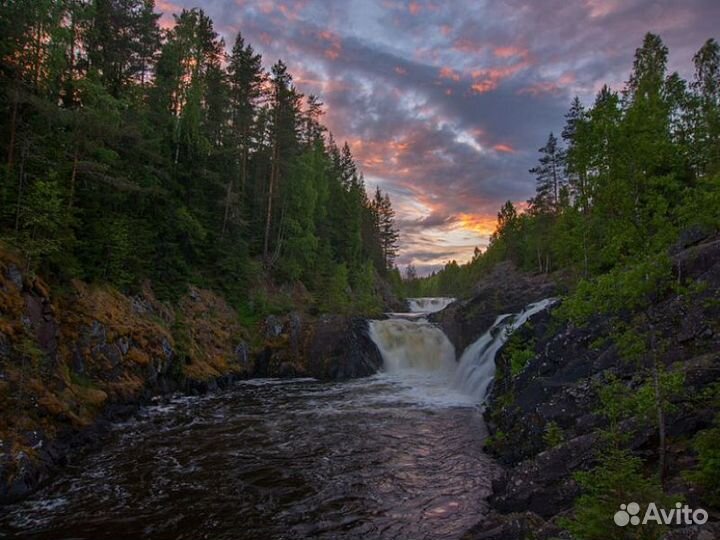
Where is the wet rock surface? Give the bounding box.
[460,236,720,537]
[0,247,388,504]
[431,261,560,352]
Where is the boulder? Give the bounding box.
[305,316,383,380]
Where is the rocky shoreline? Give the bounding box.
[0,250,383,504]
[3,236,719,538]
[458,235,720,539]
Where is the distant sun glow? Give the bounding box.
[157,0,717,273]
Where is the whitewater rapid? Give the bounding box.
[369,297,556,405]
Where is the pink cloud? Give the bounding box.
[453,37,486,54]
[438,66,461,81]
[317,30,342,60]
[493,143,515,153]
[516,81,562,96]
[493,45,529,59]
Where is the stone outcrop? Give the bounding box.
[431,261,560,352]
[0,254,258,502]
[460,236,720,538]
[253,314,382,380]
[0,243,387,503]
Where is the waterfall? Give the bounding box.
[368,319,456,373]
[406,297,456,314]
[452,298,557,403]
[368,297,555,405]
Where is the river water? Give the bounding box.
[1,296,551,540]
[0,375,496,540]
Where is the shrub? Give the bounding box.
[543,421,564,448]
[685,417,720,507]
[561,448,672,540]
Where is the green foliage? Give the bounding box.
[505,334,536,377]
[556,254,673,325]
[352,260,383,316]
[561,448,671,540]
[685,416,720,506]
[319,263,351,314]
[631,370,685,423]
[0,4,400,317]
[543,421,564,448]
[12,178,73,272]
[484,429,507,451]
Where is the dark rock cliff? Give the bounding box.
[462,236,720,539]
[431,261,560,352]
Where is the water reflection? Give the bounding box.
[1,375,496,540]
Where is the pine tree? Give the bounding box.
[373,187,399,271]
[562,97,592,212]
[224,32,264,238]
[529,132,565,214]
[692,39,720,175]
[263,59,301,266]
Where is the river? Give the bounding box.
[1,297,555,540]
[0,375,495,540]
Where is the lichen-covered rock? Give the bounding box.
[0,246,254,503]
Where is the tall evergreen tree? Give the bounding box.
[529,132,565,214]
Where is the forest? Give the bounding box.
[404,33,720,299]
[0,1,401,317]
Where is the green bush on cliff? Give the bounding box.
[543,421,564,448]
[556,253,673,326]
[685,416,720,507]
[562,448,672,540]
[504,333,536,377]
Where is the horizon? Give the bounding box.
[156,0,717,275]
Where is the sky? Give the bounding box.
[156,0,718,275]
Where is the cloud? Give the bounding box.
[155,0,719,274]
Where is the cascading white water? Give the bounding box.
[368,297,556,405]
[406,297,456,314]
[368,319,456,373]
[452,298,557,403]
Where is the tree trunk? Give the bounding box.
[240,126,248,195]
[7,84,19,170]
[221,178,233,239]
[582,224,589,278]
[649,320,666,486]
[68,144,79,210]
[14,142,27,233]
[264,141,278,263]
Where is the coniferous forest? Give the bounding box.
[1,2,720,539]
[403,34,720,299]
[0,1,399,316]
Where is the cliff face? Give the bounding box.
[0,249,383,503]
[431,261,560,353]
[0,252,255,502]
[463,236,720,539]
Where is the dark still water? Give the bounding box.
[0,375,497,540]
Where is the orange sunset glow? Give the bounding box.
[154,0,715,273]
